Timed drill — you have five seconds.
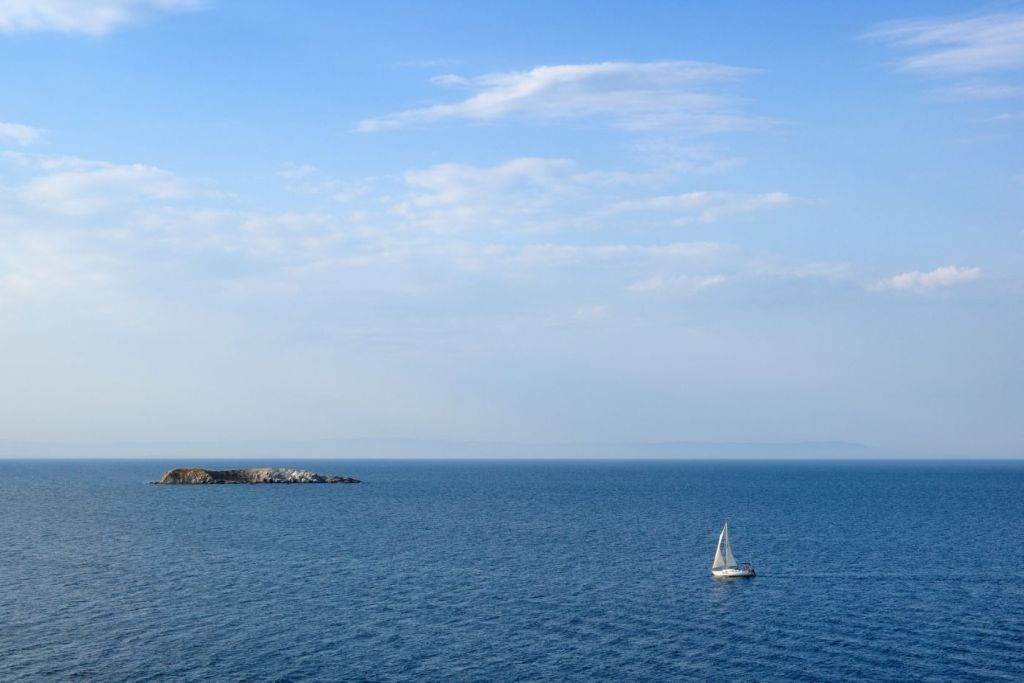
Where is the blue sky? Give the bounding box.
[0,1,1021,456]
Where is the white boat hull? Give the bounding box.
[711,566,756,578]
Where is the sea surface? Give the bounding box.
[1,459,1022,681]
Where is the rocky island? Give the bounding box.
[155,467,360,484]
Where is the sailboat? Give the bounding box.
[711,521,755,578]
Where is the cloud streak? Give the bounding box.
[611,190,792,224]
[384,158,793,234]
[10,156,190,215]
[392,157,580,233]
[0,0,201,35]
[866,13,1024,74]
[0,121,41,145]
[0,233,112,298]
[628,273,726,295]
[0,149,841,315]
[359,60,759,133]
[874,265,982,292]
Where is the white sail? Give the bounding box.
[712,525,727,570]
[724,536,737,568]
[712,522,737,569]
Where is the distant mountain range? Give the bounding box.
[0,438,932,459]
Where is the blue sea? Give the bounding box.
[1,459,1023,681]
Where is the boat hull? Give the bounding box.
[712,566,756,578]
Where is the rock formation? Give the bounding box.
[155,467,359,484]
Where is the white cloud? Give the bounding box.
[611,190,792,224]
[0,149,825,317]
[628,273,726,295]
[5,154,190,215]
[403,157,574,203]
[751,260,852,282]
[385,158,792,234]
[130,207,348,261]
[873,265,982,292]
[513,241,728,268]
[941,82,1024,100]
[392,157,582,233]
[989,112,1024,121]
[866,13,1024,74]
[574,304,610,320]
[358,60,759,133]
[3,151,85,170]
[275,163,374,203]
[0,233,111,298]
[276,163,317,180]
[625,141,744,175]
[0,0,201,35]
[0,121,41,145]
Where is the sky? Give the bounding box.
[0,0,1021,456]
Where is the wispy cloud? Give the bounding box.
[275,163,317,180]
[132,207,346,260]
[0,121,41,145]
[610,190,792,224]
[6,154,190,215]
[512,241,729,268]
[873,264,982,292]
[0,148,838,322]
[358,60,760,133]
[393,157,580,233]
[0,233,112,297]
[866,13,1024,74]
[628,273,726,296]
[625,140,744,175]
[0,0,202,35]
[385,157,793,234]
[574,303,610,320]
[941,82,1024,100]
[986,111,1024,121]
[275,164,375,204]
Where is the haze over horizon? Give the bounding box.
[0,436,909,460]
[1,1,1022,457]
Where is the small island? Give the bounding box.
[154,467,360,485]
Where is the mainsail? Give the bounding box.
[712,522,737,570]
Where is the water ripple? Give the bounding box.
[1,460,1023,681]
